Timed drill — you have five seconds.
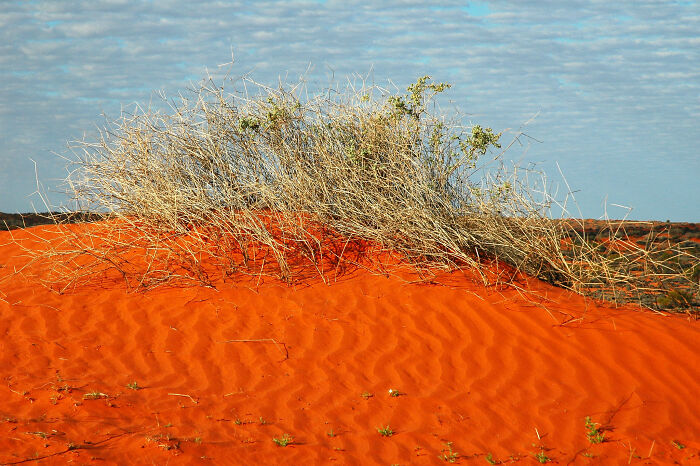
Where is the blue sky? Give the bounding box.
[1,0,698,220]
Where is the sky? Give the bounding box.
[1,0,698,221]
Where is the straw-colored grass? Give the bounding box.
[10,75,698,314]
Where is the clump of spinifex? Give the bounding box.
[18,73,699,314]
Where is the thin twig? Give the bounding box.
[167,392,199,404]
[217,338,289,361]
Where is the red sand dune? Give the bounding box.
[0,226,698,465]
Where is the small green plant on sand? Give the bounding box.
[672,440,685,450]
[388,388,401,397]
[584,416,605,444]
[83,391,108,400]
[272,433,293,447]
[327,428,336,438]
[126,381,141,390]
[377,425,394,437]
[485,452,497,464]
[361,391,373,399]
[532,437,551,464]
[439,441,459,462]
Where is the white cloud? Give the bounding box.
[0,0,698,219]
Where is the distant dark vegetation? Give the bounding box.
[4,212,696,241]
[0,212,106,230]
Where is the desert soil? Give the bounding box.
[0,224,698,465]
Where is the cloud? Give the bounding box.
[0,0,698,219]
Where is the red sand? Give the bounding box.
[0,226,698,465]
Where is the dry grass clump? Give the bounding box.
[560,220,698,314]
[13,74,698,313]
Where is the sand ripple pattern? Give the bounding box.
[1,227,699,464]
